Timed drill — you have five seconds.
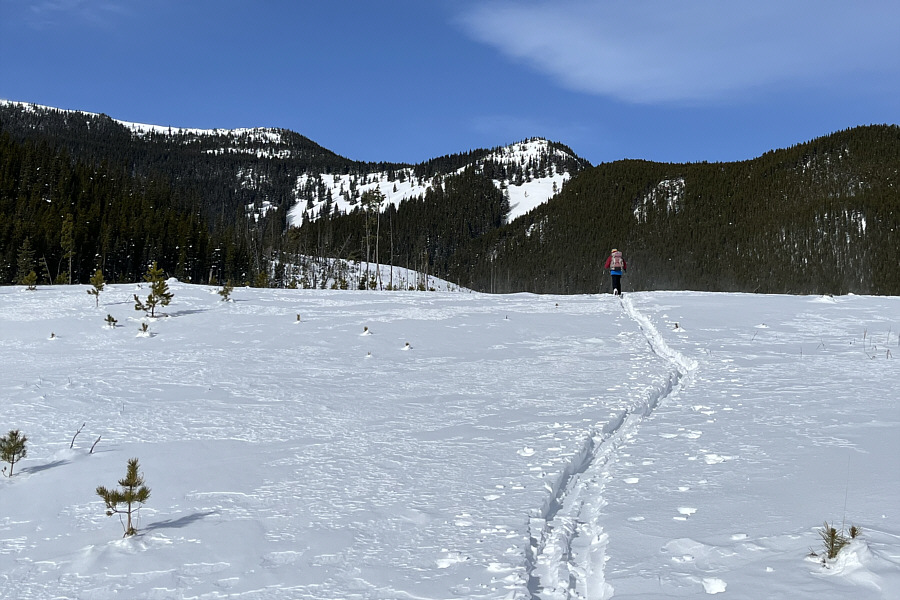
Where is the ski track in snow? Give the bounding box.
[3,286,898,599]
[525,295,698,599]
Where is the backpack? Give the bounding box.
[609,251,624,270]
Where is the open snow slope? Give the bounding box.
[1,284,898,599]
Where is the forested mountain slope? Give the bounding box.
[451,125,900,295]
[0,101,586,286]
[1,100,897,294]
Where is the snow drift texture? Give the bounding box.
[1,282,898,599]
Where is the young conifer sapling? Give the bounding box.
[133,261,173,317]
[87,269,106,307]
[0,430,28,477]
[218,279,234,301]
[96,458,151,536]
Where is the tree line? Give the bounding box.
[452,125,900,295]
[2,100,898,295]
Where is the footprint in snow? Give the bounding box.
[674,507,697,521]
[701,577,727,594]
[517,447,535,457]
[672,554,695,563]
[435,551,469,569]
[703,454,730,464]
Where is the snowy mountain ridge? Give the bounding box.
[288,138,577,225]
[0,99,286,144]
[1,100,585,225]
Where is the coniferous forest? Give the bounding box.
[456,125,900,295]
[1,102,898,295]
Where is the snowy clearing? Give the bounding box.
[1,284,898,599]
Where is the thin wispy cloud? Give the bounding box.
[24,0,130,28]
[458,0,900,105]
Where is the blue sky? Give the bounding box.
[1,0,898,166]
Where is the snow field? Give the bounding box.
[1,285,898,599]
[602,292,900,598]
[1,284,667,599]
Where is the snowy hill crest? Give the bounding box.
[288,138,580,226]
[0,100,587,225]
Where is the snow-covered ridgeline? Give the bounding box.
[2,99,278,139]
[2,101,578,225]
[288,139,575,226]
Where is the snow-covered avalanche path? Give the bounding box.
[525,295,698,599]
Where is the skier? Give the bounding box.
[604,248,626,295]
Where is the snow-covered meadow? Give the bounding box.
[1,282,898,599]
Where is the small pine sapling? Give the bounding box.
[218,279,234,301]
[87,269,106,307]
[0,430,28,477]
[96,458,151,536]
[105,314,118,328]
[133,261,173,317]
[23,270,38,290]
[818,521,850,560]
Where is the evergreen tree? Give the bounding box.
[360,188,384,287]
[0,429,28,477]
[133,261,173,317]
[61,213,75,284]
[218,279,234,301]
[96,457,151,536]
[16,238,35,285]
[87,268,105,307]
[22,270,38,291]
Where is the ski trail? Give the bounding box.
[524,295,697,599]
[620,295,698,375]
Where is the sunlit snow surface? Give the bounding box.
[1,284,898,599]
